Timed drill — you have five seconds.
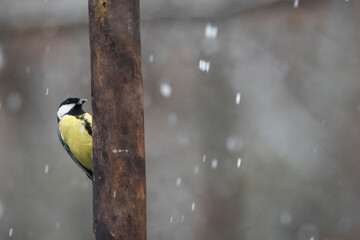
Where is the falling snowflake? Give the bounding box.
[193,165,199,174]
[199,59,210,72]
[0,45,3,71]
[237,158,242,168]
[160,83,172,98]
[176,177,182,186]
[204,24,218,38]
[236,92,241,104]
[191,202,195,211]
[294,0,299,8]
[211,159,218,169]
[149,54,154,63]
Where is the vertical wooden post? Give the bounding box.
[88,0,146,239]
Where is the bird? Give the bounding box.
[57,97,93,180]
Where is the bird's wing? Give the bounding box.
[57,127,93,180]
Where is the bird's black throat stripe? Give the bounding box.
[76,115,92,136]
[84,119,92,136]
[67,105,92,136]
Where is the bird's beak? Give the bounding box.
[78,98,88,105]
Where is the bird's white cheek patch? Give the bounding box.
[57,103,75,119]
[79,125,85,134]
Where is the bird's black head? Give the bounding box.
[57,97,87,121]
[59,97,81,106]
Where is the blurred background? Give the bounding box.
[0,0,360,239]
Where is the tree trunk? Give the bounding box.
[88,0,146,239]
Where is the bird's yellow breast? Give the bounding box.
[58,114,92,170]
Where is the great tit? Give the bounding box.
[57,97,93,180]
